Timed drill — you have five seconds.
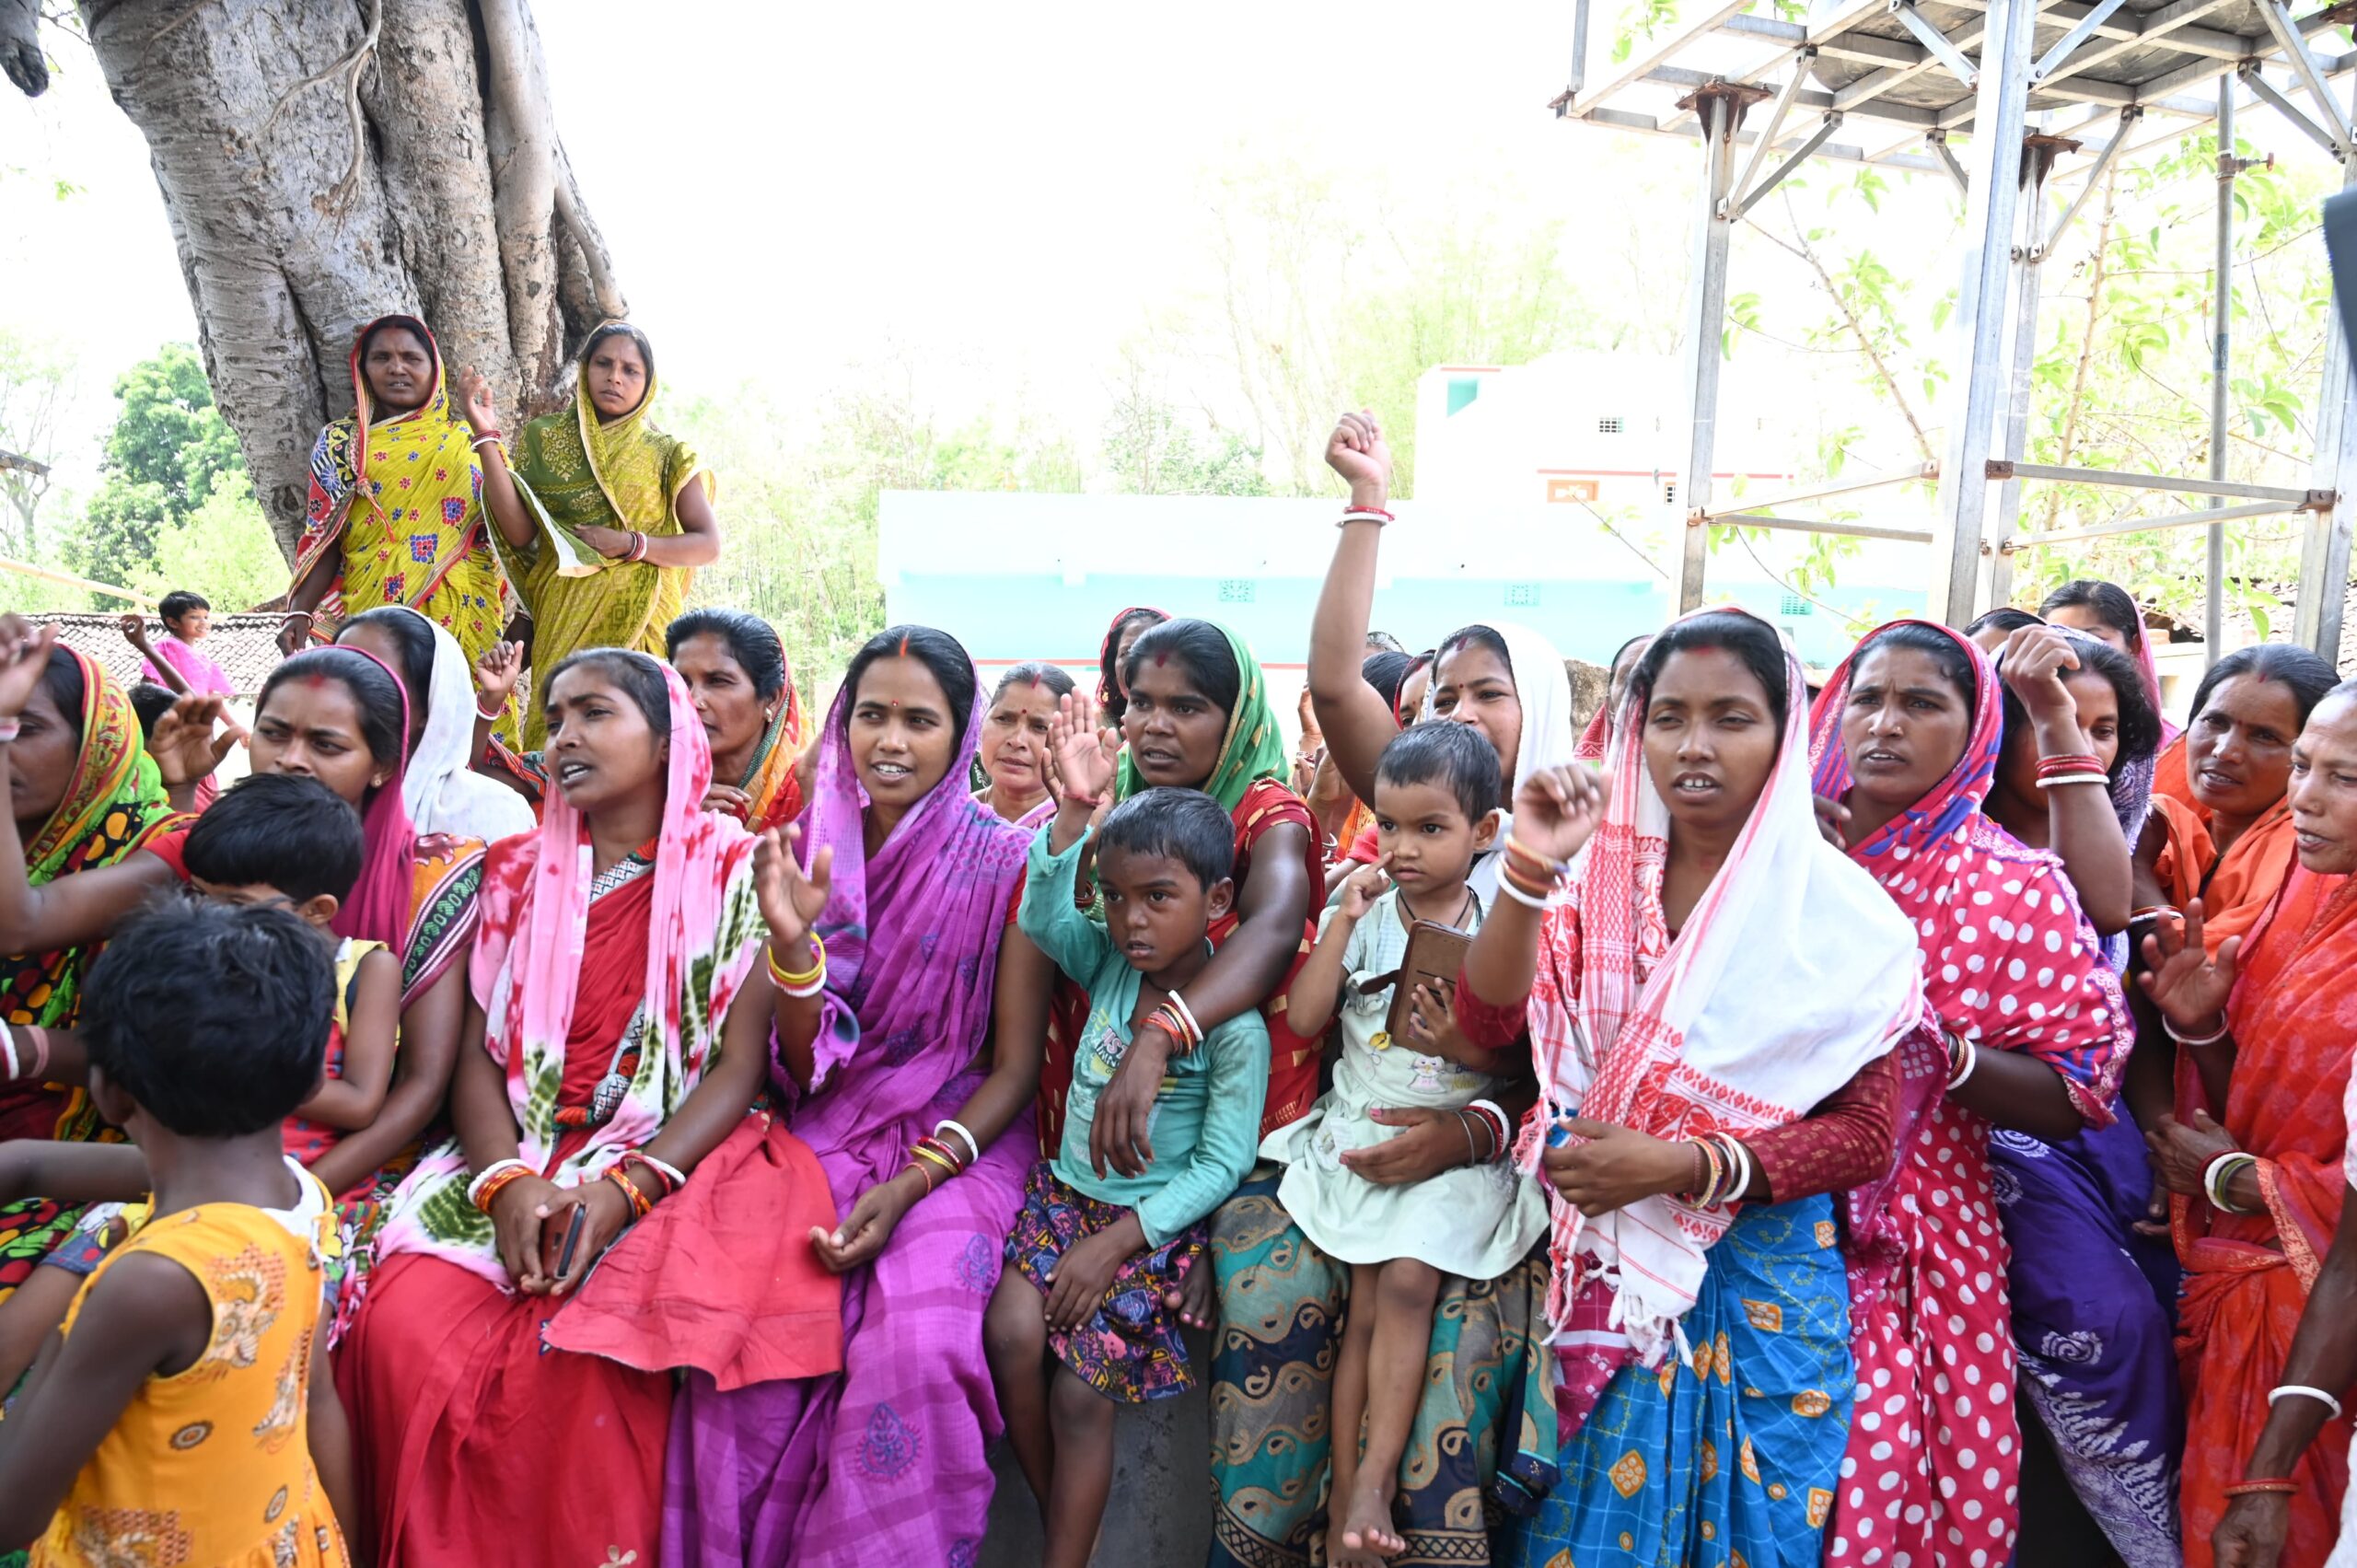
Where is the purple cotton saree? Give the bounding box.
[663,660,1034,1568]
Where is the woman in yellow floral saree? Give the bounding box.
[282,314,519,740]
[481,322,721,748]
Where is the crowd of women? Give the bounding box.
[0,327,2351,1568]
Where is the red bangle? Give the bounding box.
[2036,752,2104,777]
[2222,1479,2301,1497]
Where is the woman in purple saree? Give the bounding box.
[664,624,1053,1567]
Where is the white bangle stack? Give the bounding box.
[465,1157,533,1208]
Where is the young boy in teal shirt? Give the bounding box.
[985,784,1268,1568]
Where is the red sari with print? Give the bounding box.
[2173,865,2357,1568]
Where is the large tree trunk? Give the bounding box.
[45,0,624,565]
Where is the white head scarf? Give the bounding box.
[1530,608,1922,1363]
[377,609,537,844]
[1422,620,1578,903]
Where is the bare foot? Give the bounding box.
[1162,1251,1216,1330]
[1333,1473,1404,1565]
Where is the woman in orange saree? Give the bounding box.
[2142,819,2357,1566]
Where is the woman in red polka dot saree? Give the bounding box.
[1461,610,1926,1568]
[1809,621,2132,1568]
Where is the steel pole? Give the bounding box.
[1990,147,2049,610]
[1675,93,1740,614]
[1927,0,2038,626]
[2205,80,2233,664]
[2296,84,2357,663]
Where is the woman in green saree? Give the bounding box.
[469,322,721,748]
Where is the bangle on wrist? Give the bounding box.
[2166,1013,2231,1048]
[2223,1479,2302,1497]
[1945,1029,1979,1090]
[2204,1150,2259,1214]
[2267,1384,2345,1420]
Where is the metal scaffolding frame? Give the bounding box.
[1556,0,2357,661]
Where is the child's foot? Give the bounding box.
[1332,1474,1404,1565]
[1163,1251,1215,1330]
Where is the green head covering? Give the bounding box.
[1113,620,1288,817]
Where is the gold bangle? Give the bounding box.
[911,1143,960,1178]
[769,933,826,991]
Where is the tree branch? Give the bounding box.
[1761,191,1934,463]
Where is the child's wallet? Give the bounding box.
[1381,921,1476,1039]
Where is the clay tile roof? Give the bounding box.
[29,612,285,698]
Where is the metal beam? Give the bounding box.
[1581,105,1946,172]
[1730,113,1845,217]
[1891,0,1982,88]
[1929,131,1970,190]
[1838,9,1991,115]
[1696,461,1939,520]
[1643,63,1942,126]
[2258,0,2356,157]
[1989,460,2324,504]
[2240,64,2350,160]
[1929,0,2038,627]
[2036,106,2140,257]
[1724,52,1813,219]
[1991,145,2049,609]
[2038,0,2249,93]
[2033,0,2134,79]
[1676,93,1741,615]
[2298,77,2357,661]
[2006,498,2296,550]
[1713,514,1937,542]
[1569,0,1758,118]
[1567,0,1591,100]
[2207,80,2235,662]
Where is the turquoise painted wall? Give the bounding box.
[888,571,1917,668]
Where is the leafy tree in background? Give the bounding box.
[73,343,244,591]
[0,328,73,556]
[133,470,285,614]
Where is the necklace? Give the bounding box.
[589,853,653,902]
[1398,884,1477,930]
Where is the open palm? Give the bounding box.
[2136,900,2239,1034]
[1048,690,1120,806]
[754,825,832,951]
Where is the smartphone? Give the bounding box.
[1385,920,1475,1040]
[554,1201,588,1281]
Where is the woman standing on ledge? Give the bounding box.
[479,322,722,749]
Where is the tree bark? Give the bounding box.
[53,0,622,567]
[0,0,44,98]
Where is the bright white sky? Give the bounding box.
[0,0,1692,494]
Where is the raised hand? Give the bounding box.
[1047,690,1120,807]
[1325,409,1393,503]
[147,694,237,787]
[1513,765,1611,865]
[1337,855,1392,921]
[753,824,832,952]
[118,613,151,649]
[701,783,753,822]
[1997,624,2086,741]
[2136,900,2239,1037]
[474,639,524,711]
[455,366,500,436]
[0,617,56,720]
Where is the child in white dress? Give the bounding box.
[1263,722,1550,1566]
